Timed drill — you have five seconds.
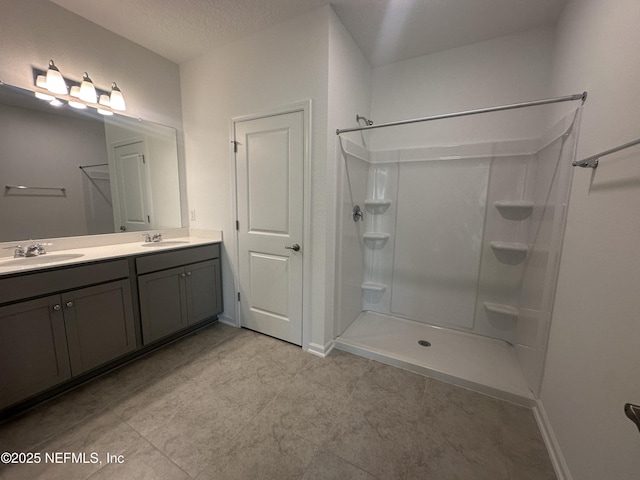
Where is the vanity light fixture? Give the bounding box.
[68,100,87,109]
[68,85,86,109]
[109,82,126,111]
[97,94,113,115]
[33,60,126,114]
[34,91,55,101]
[35,75,47,89]
[79,72,97,103]
[45,60,67,94]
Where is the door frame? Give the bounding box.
[229,100,312,350]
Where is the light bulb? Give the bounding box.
[45,60,67,94]
[79,72,97,103]
[109,82,126,111]
[35,91,55,101]
[68,100,87,109]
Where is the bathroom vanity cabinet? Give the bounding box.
[137,244,221,344]
[62,279,136,375]
[0,242,222,415]
[0,259,135,410]
[0,295,72,410]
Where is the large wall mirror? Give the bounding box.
[0,82,183,243]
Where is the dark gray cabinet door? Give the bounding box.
[138,266,188,344]
[0,296,72,409]
[63,280,136,376]
[185,259,222,325]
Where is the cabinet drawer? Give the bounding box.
[135,244,220,275]
[0,259,130,305]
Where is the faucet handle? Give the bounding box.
[142,234,152,243]
[35,243,49,254]
[3,245,25,258]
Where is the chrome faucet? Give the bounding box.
[25,243,48,257]
[12,245,26,258]
[142,233,163,243]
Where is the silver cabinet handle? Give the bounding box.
[285,244,301,252]
[66,301,74,308]
[53,304,61,311]
[181,273,186,278]
[186,272,192,276]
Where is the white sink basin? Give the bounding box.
[1,253,85,266]
[141,241,190,248]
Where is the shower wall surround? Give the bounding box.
[336,109,580,396]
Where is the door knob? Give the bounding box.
[285,243,301,252]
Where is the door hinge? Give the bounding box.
[231,140,238,153]
[236,220,239,230]
[147,215,151,223]
[237,292,241,301]
[141,154,146,164]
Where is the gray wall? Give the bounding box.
[0,103,108,240]
[0,0,186,239]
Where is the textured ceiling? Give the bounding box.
[49,0,566,66]
[331,0,567,67]
[49,0,332,64]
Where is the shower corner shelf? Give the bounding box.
[364,199,392,214]
[363,232,390,249]
[494,200,534,220]
[483,302,519,319]
[361,282,387,293]
[490,241,528,265]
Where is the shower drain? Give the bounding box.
[418,340,431,347]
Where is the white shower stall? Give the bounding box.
[334,104,581,404]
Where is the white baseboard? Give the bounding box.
[533,399,573,480]
[217,314,238,328]
[306,340,335,358]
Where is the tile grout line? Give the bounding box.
[300,358,380,479]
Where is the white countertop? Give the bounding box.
[0,235,221,277]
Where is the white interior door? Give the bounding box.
[113,141,151,232]
[235,110,304,345]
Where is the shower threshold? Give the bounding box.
[335,311,534,406]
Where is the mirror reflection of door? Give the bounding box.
[112,140,152,232]
[81,165,113,235]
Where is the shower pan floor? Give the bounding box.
[335,311,534,406]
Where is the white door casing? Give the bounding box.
[234,110,305,345]
[113,140,152,232]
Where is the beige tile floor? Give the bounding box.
[0,323,557,479]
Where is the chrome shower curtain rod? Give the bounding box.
[335,92,587,135]
[573,136,640,168]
